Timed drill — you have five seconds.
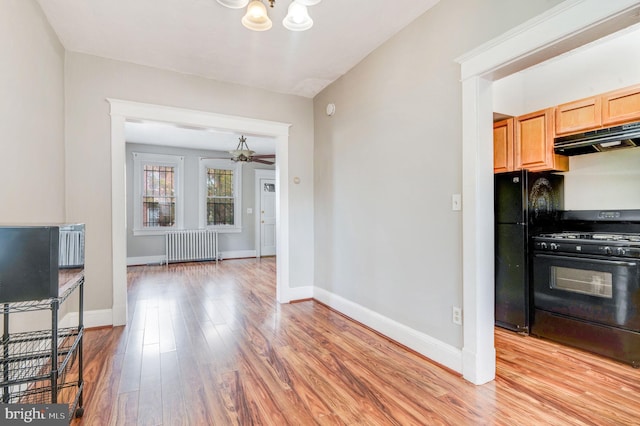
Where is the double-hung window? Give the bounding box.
[133,152,184,235]
[200,159,242,231]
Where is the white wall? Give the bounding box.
[562,149,640,209]
[0,0,65,223]
[64,52,314,313]
[0,0,67,331]
[125,143,274,262]
[493,24,640,210]
[313,0,564,357]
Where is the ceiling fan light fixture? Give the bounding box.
[242,1,273,31]
[283,1,313,31]
[216,0,250,9]
[230,135,256,161]
[229,149,255,161]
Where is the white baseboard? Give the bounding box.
[127,255,165,266]
[60,309,113,329]
[285,285,314,302]
[313,287,463,374]
[128,251,259,265]
[219,250,256,260]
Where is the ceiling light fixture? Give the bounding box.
[282,2,312,31]
[216,135,275,165]
[217,0,249,8]
[218,0,321,32]
[229,135,255,161]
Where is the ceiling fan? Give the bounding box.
[206,135,276,165]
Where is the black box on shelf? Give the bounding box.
[0,224,85,303]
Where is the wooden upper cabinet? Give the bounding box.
[555,96,601,135]
[493,118,514,173]
[515,108,568,172]
[554,84,640,136]
[601,84,640,126]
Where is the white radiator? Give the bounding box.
[165,229,219,264]
[59,229,85,267]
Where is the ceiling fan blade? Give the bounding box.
[251,159,275,165]
[251,154,275,158]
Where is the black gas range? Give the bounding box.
[530,210,640,367]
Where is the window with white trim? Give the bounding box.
[200,159,242,231]
[133,152,184,235]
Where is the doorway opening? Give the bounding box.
[457,2,640,384]
[109,100,291,326]
[255,169,276,258]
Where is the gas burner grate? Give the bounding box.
[592,233,640,242]
[537,232,640,242]
[538,232,591,239]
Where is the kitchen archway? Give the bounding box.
[457,1,640,384]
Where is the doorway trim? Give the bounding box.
[255,169,276,258]
[456,0,640,384]
[108,100,291,326]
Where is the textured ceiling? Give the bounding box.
[37,0,440,98]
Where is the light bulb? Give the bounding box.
[283,1,313,31]
[242,1,272,31]
[247,1,266,18]
[289,2,306,23]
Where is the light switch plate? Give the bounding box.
[452,194,462,211]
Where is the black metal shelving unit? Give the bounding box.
[0,276,84,420]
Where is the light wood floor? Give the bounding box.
[72,258,640,425]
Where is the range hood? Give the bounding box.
[554,121,640,156]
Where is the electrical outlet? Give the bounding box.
[452,307,462,325]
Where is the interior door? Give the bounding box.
[260,178,276,256]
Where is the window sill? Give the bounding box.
[132,227,243,237]
[133,228,176,237]
[208,227,242,234]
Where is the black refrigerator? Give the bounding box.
[494,170,563,332]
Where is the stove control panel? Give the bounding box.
[533,239,640,258]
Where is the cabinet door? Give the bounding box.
[515,108,568,172]
[493,118,514,173]
[555,96,601,135]
[602,84,640,126]
[515,109,552,171]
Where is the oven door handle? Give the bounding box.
[534,253,638,267]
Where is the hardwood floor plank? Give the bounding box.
[70,328,125,426]
[109,391,138,426]
[159,351,188,426]
[117,347,142,394]
[174,351,217,425]
[71,259,640,425]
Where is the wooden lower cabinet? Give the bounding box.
[515,108,568,172]
[493,118,514,173]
